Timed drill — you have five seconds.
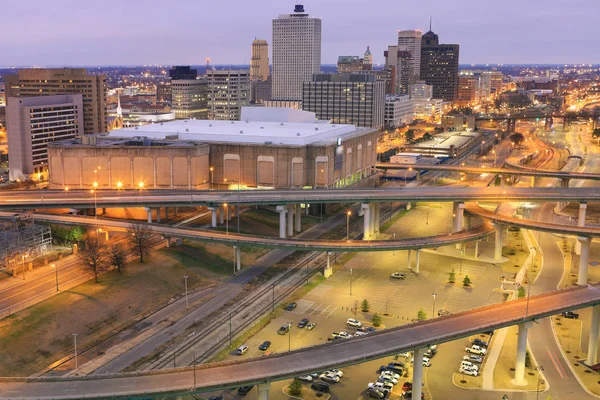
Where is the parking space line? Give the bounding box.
[308,303,323,316]
[318,304,331,317]
[326,306,338,318]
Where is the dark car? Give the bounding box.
[385,365,404,374]
[472,338,489,348]
[403,390,424,399]
[277,323,291,335]
[389,361,407,369]
[368,388,387,399]
[402,382,412,391]
[208,396,223,400]
[298,318,309,328]
[258,340,271,351]
[285,302,298,311]
[591,364,600,372]
[311,382,330,393]
[237,385,254,396]
[562,311,579,319]
[437,309,451,317]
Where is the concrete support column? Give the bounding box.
[578,236,591,286]
[474,240,479,259]
[287,205,294,237]
[276,206,287,239]
[587,305,600,365]
[156,208,161,223]
[362,203,371,240]
[452,202,460,232]
[412,347,426,400]
[219,207,225,225]
[228,205,233,221]
[455,203,465,250]
[324,252,333,278]
[369,203,376,237]
[530,176,536,188]
[374,202,381,235]
[576,203,588,254]
[236,246,241,272]
[295,204,302,232]
[415,249,421,273]
[494,224,503,262]
[209,207,217,228]
[144,207,152,223]
[165,237,171,248]
[513,321,533,386]
[174,207,178,216]
[407,249,411,269]
[165,207,169,221]
[257,382,270,400]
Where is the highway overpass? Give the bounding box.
[1,284,600,399]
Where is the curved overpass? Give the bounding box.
[1,284,599,399]
[0,211,494,252]
[1,187,599,209]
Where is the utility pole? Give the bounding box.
[184,276,189,309]
[73,333,78,372]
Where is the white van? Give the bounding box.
[461,360,478,370]
[236,345,249,355]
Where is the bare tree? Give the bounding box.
[110,243,129,273]
[128,222,153,262]
[78,236,109,283]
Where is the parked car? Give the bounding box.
[561,311,579,319]
[208,396,223,400]
[402,390,424,399]
[297,375,313,382]
[368,388,387,399]
[591,364,600,372]
[285,302,297,311]
[422,357,431,367]
[306,322,317,331]
[298,318,309,328]
[465,345,487,355]
[319,373,340,383]
[237,385,254,396]
[389,361,407,369]
[378,374,398,384]
[437,309,451,317]
[461,360,479,370]
[459,367,479,377]
[380,370,400,380]
[463,355,483,364]
[355,330,368,336]
[347,318,362,328]
[390,272,406,280]
[277,322,292,335]
[258,340,271,351]
[424,349,436,358]
[358,326,376,333]
[472,338,488,348]
[311,382,330,393]
[402,382,412,391]
[332,331,352,339]
[326,369,343,377]
[368,381,394,392]
[235,345,248,355]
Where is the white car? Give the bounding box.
[319,373,340,383]
[463,355,483,364]
[465,345,487,355]
[459,367,479,377]
[380,370,400,380]
[346,318,362,328]
[368,381,393,392]
[429,344,437,351]
[399,352,412,358]
[332,331,352,339]
[460,361,479,370]
[325,369,343,377]
[297,375,313,382]
[411,356,432,366]
[354,331,368,336]
[378,374,398,385]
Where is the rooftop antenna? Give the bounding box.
[206,57,211,72]
[429,16,432,31]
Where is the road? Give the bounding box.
[1,284,600,399]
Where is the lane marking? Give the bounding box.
[326,306,338,318]
[548,350,568,379]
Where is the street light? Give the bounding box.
[64,187,69,192]
[536,366,544,400]
[426,205,430,225]
[209,166,214,189]
[346,210,351,240]
[21,253,28,280]
[73,333,78,372]
[432,292,437,318]
[91,181,98,218]
[116,181,123,190]
[349,267,353,295]
[52,263,58,291]
[224,203,229,234]
[138,181,145,192]
[404,167,413,182]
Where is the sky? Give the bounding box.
[0,0,598,66]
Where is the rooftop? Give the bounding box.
[107,107,372,146]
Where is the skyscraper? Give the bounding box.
[272,4,322,102]
[251,39,270,81]
[4,68,106,135]
[420,29,460,102]
[363,46,373,69]
[385,46,413,95]
[169,66,208,119]
[207,70,250,121]
[397,30,423,85]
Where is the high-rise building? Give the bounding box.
[302,73,385,129]
[409,80,433,100]
[6,94,83,181]
[251,39,270,81]
[169,66,208,120]
[384,95,414,129]
[272,4,322,102]
[363,46,373,69]
[156,82,172,104]
[207,70,251,121]
[4,68,106,135]
[397,30,423,85]
[385,46,413,94]
[251,79,272,104]
[458,72,480,104]
[337,56,365,73]
[479,69,504,99]
[419,29,460,102]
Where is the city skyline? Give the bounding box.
[1,0,598,66]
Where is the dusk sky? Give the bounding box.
[1,0,598,66]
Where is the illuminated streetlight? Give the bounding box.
[209,167,214,189]
[52,263,59,291]
[64,187,69,192]
[116,181,123,190]
[224,203,229,234]
[346,210,352,240]
[432,292,438,318]
[138,181,145,190]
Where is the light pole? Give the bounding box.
[224,203,229,234]
[404,167,413,182]
[184,276,189,309]
[92,181,98,218]
[492,150,497,168]
[349,267,353,295]
[21,253,28,280]
[432,292,437,318]
[288,324,292,352]
[209,166,214,189]
[52,263,58,291]
[426,205,430,225]
[536,366,544,400]
[73,333,78,372]
[346,210,351,240]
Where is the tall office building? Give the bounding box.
[156,82,172,104]
[363,46,373,69]
[251,39,270,81]
[420,29,460,102]
[272,4,322,102]
[302,73,385,129]
[397,30,423,85]
[337,56,366,73]
[4,68,106,135]
[385,46,413,95]
[207,70,250,121]
[458,72,480,104]
[6,94,83,181]
[169,66,208,119]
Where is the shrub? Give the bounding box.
[463,275,472,287]
[361,299,370,312]
[372,313,382,327]
[417,309,427,321]
[289,379,302,396]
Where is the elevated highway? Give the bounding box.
[1,284,600,399]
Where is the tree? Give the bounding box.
[77,236,109,283]
[69,226,86,246]
[592,128,600,142]
[289,379,302,396]
[361,299,370,312]
[372,313,382,327]
[506,93,532,110]
[404,129,415,144]
[422,132,434,142]
[449,270,456,283]
[463,275,472,287]
[128,222,153,262]
[517,286,526,298]
[417,309,427,321]
[110,244,129,273]
[509,132,525,146]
